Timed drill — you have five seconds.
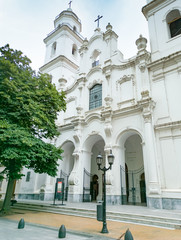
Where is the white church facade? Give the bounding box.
[1,0,181,210]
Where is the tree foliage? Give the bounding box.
[0,121,62,180]
[0,44,66,140]
[0,44,66,212]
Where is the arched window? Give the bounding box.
[51,42,57,55]
[72,44,77,55]
[166,9,181,38]
[92,50,100,67]
[89,84,102,110]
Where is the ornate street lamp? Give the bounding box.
[96,149,115,233]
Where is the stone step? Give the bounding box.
[12,202,181,230]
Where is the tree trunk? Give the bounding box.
[0,178,16,214]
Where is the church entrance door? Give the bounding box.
[120,134,147,206]
[83,135,105,202]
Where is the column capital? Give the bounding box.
[138,90,156,123]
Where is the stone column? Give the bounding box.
[112,145,124,204]
[139,91,161,208]
[68,149,92,202]
[68,151,82,202]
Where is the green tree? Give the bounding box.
[0,44,66,214]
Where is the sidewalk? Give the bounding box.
[2,205,181,240]
[0,218,113,240]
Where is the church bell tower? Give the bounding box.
[40,3,84,89]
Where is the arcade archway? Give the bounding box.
[83,135,105,202]
[120,133,146,206]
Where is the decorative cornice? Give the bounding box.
[71,117,85,127]
[135,52,151,65]
[44,23,84,43]
[40,55,78,72]
[155,120,181,130]
[142,0,176,19]
[113,104,141,119]
[58,123,74,131]
[101,108,113,120]
[117,99,136,109]
[112,61,135,70]
[55,10,81,25]
[148,50,181,69]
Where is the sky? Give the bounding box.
[0,0,149,72]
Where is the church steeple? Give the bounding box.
[54,5,82,33]
[40,4,84,89]
[41,4,83,65]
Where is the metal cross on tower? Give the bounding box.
[95,15,103,28]
[68,0,72,8]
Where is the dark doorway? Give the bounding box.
[121,165,147,205]
[90,174,99,201]
[140,173,146,203]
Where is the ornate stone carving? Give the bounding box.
[58,77,67,86]
[79,38,88,56]
[138,91,156,123]
[139,63,146,73]
[135,34,147,52]
[141,90,150,99]
[88,79,103,89]
[117,74,134,85]
[104,95,113,107]
[66,96,76,103]
[68,152,80,186]
[76,106,83,115]
[104,123,112,137]
[106,22,113,31]
[68,172,79,186]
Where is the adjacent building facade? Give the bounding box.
[1,0,181,209]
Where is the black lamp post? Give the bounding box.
[96,149,114,233]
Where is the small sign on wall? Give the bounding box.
[53,178,65,205]
[57,180,63,193]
